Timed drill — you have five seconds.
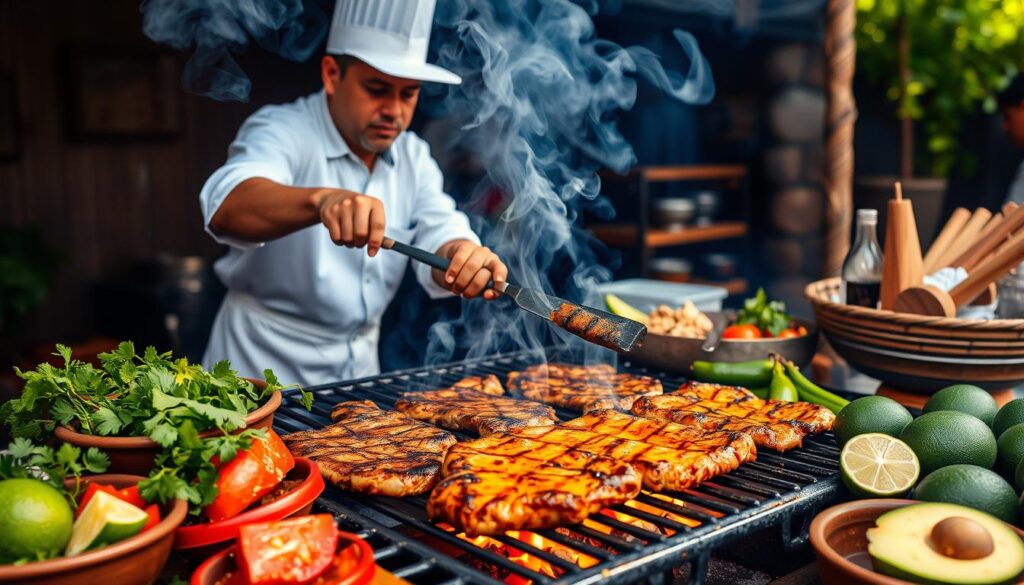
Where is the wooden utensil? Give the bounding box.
[930,207,992,271]
[896,229,1024,316]
[880,183,924,310]
[923,207,970,273]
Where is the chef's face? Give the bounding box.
[1002,101,1024,149]
[322,56,421,158]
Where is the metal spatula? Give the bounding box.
[382,237,647,353]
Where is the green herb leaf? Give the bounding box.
[82,448,109,474]
[93,406,124,435]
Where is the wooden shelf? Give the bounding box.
[600,164,747,184]
[589,222,748,248]
[690,277,749,296]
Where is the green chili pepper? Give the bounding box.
[691,359,773,387]
[768,361,799,402]
[747,386,769,399]
[783,360,850,413]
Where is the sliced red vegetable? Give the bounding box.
[77,483,119,517]
[238,514,339,585]
[116,485,146,509]
[141,504,161,532]
[204,429,295,522]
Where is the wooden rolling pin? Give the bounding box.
[951,205,1024,270]
[923,207,971,273]
[896,229,1024,316]
[930,207,992,272]
[880,183,924,310]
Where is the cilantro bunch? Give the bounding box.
[0,438,110,502]
[736,288,794,337]
[1,342,312,441]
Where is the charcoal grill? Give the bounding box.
[274,350,843,585]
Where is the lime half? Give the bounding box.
[605,294,648,324]
[840,433,920,498]
[65,490,148,556]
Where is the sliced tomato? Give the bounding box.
[238,514,338,585]
[141,504,161,532]
[204,429,296,522]
[722,324,762,340]
[116,485,146,508]
[77,483,119,517]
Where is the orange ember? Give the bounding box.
[443,525,599,584]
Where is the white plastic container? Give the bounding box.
[594,279,729,313]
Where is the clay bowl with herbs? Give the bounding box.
[0,474,188,585]
[2,342,306,476]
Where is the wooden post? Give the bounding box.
[822,0,858,278]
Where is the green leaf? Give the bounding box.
[7,437,34,459]
[50,399,78,425]
[93,406,124,435]
[149,423,178,448]
[55,344,72,366]
[56,443,81,468]
[82,448,109,474]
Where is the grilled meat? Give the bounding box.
[507,363,663,412]
[430,434,641,535]
[395,386,557,436]
[506,421,748,491]
[631,382,835,451]
[283,401,457,496]
[450,374,505,396]
[550,303,628,351]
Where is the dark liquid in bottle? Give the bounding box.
[846,281,881,308]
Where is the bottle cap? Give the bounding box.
[856,209,878,224]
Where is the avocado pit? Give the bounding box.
[929,516,994,560]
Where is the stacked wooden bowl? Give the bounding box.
[805,277,1024,392]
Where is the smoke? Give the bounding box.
[139,0,327,101]
[421,0,714,364]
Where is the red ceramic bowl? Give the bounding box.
[810,499,1024,585]
[0,474,188,585]
[55,384,280,476]
[173,457,324,552]
[191,530,375,585]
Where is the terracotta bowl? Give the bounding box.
[191,530,375,585]
[173,457,325,558]
[0,474,187,585]
[55,382,280,475]
[810,499,1024,585]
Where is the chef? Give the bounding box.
[199,0,507,386]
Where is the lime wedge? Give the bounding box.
[605,294,648,324]
[65,490,148,556]
[840,433,920,498]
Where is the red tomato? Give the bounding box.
[722,324,762,340]
[141,504,161,532]
[116,485,146,509]
[797,325,808,336]
[77,483,148,518]
[776,329,801,339]
[238,514,338,585]
[204,429,295,522]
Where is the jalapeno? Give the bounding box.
[768,361,799,402]
[782,360,850,413]
[691,359,773,387]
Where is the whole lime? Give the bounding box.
[994,399,1024,438]
[0,478,73,560]
[834,396,913,448]
[900,411,997,476]
[922,384,997,427]
[1015,457,1024,494]
[997,423,1024,478]
[913,464,1018,524]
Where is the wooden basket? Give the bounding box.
[805,277,1024,391]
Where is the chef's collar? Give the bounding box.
[317,90,396,168]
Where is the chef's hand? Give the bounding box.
[314,189,386,257]
[436,240,508,300]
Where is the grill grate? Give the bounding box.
[274,350,842,585]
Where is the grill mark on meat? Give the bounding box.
[283,401,456,496]
[631,382,835,451]
[395,384,557,436]
[506,363,663,412]
[549,304,624,351]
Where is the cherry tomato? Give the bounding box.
[797,325,808,336]
[238,514,339,585]
[722,324,762,340]
[776,329,801,339]
[204,429,295,522]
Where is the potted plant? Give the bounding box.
[855,0,1024,245]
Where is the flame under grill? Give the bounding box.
[274,350,842,585]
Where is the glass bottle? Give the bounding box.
[842,209,883,307]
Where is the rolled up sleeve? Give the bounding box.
[199,108,304,249]
[409,149,480,299]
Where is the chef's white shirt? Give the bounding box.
[199,90,479,387]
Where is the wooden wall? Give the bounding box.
[0,0,321,344]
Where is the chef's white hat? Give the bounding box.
[326,0,461,85]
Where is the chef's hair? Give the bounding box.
[327,54,360,78]
[998,73,1024,109]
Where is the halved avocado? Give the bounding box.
[867,502,1024,585]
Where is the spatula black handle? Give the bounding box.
[382,237,503,290]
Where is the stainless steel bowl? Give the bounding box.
[625,312,819,374]
[651,198,695,230]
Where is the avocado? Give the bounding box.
[867,502,1024,585]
